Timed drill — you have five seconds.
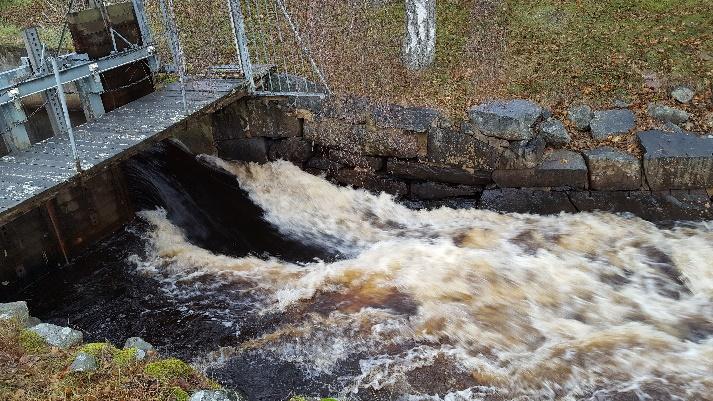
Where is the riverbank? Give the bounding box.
[0,302,226,401]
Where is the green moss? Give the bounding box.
[78,342,114,357]
[19,330,47,353]
[171,387,189,401]
[113,348,138,367]
[144,358,194,382]
[321,398,339,401]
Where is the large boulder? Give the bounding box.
[583,147,642,190]
[468,100,543,140]
[29,323,83,349]
[189,390,246,401]
[647,103,689,125]
[492,150,588,189]
[638,130,713,190]
[0,301,29,326]
[590,109,636,140]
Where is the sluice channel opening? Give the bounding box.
[4,142,713,401]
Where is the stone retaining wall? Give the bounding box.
[212,95,713,221]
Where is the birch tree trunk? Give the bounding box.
[402,0,436,70]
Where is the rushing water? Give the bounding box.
[8,145,713,401]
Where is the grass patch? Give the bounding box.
[0,319,217,401]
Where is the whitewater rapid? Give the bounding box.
[133,158,713,401]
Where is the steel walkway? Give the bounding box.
[0,77,252,218]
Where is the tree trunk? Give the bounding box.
[402,0,436,70]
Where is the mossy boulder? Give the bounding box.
[145,358,194,382]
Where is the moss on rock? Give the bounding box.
[113,348,138,367]
[19,329,47,353]
[144,358,194,381]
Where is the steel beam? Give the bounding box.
[0,64,31,151]
[23,27,68,137]
[0,46,155,106]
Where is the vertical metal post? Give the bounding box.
[227,0,255,93]
[50,57,82,173]
[159,0,188,112]
[22,27,69,138]
[0,64,32,151]
[131,0,154,46]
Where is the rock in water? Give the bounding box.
[402,0,436,70]
[29,323,83,349]
[189,390,246,401]
[0,301,29,326]
[671,86,694,104]
[589,109,635,140]
[568,104,593,131]
[538,118,571,147]
[468,100,543,140]
[647,103,690,125]
[70,352,98,373]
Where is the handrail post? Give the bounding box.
[50,57,82,172]
[227,0,255,93]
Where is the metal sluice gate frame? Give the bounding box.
[0,0,329,168]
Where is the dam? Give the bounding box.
[1,1,713,400]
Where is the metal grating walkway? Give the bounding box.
[0,78,250,216]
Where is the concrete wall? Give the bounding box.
[0,165,132,286]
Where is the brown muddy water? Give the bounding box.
[5,144,713,401]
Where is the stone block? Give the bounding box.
[333,169,408,196]
[583,147,642,190]
[492,150,588,189]
[410,182,481,200]
[70,352,98,373]
[305,157,343,173]
[468,99,543,140]
[590,109,635,140]
[217,138,268,163]
[303,118,364,151]
[570,190,713,222]
[213,99,301,140]
[329,149,383,171]
[386,159,492,185]
[638,130,713,190]
[427,127,501,170]
[268,138,314,163]
[363,127,426,158]
[319,95,440,132]
[372,104,440,132]
[479,188,577,215]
